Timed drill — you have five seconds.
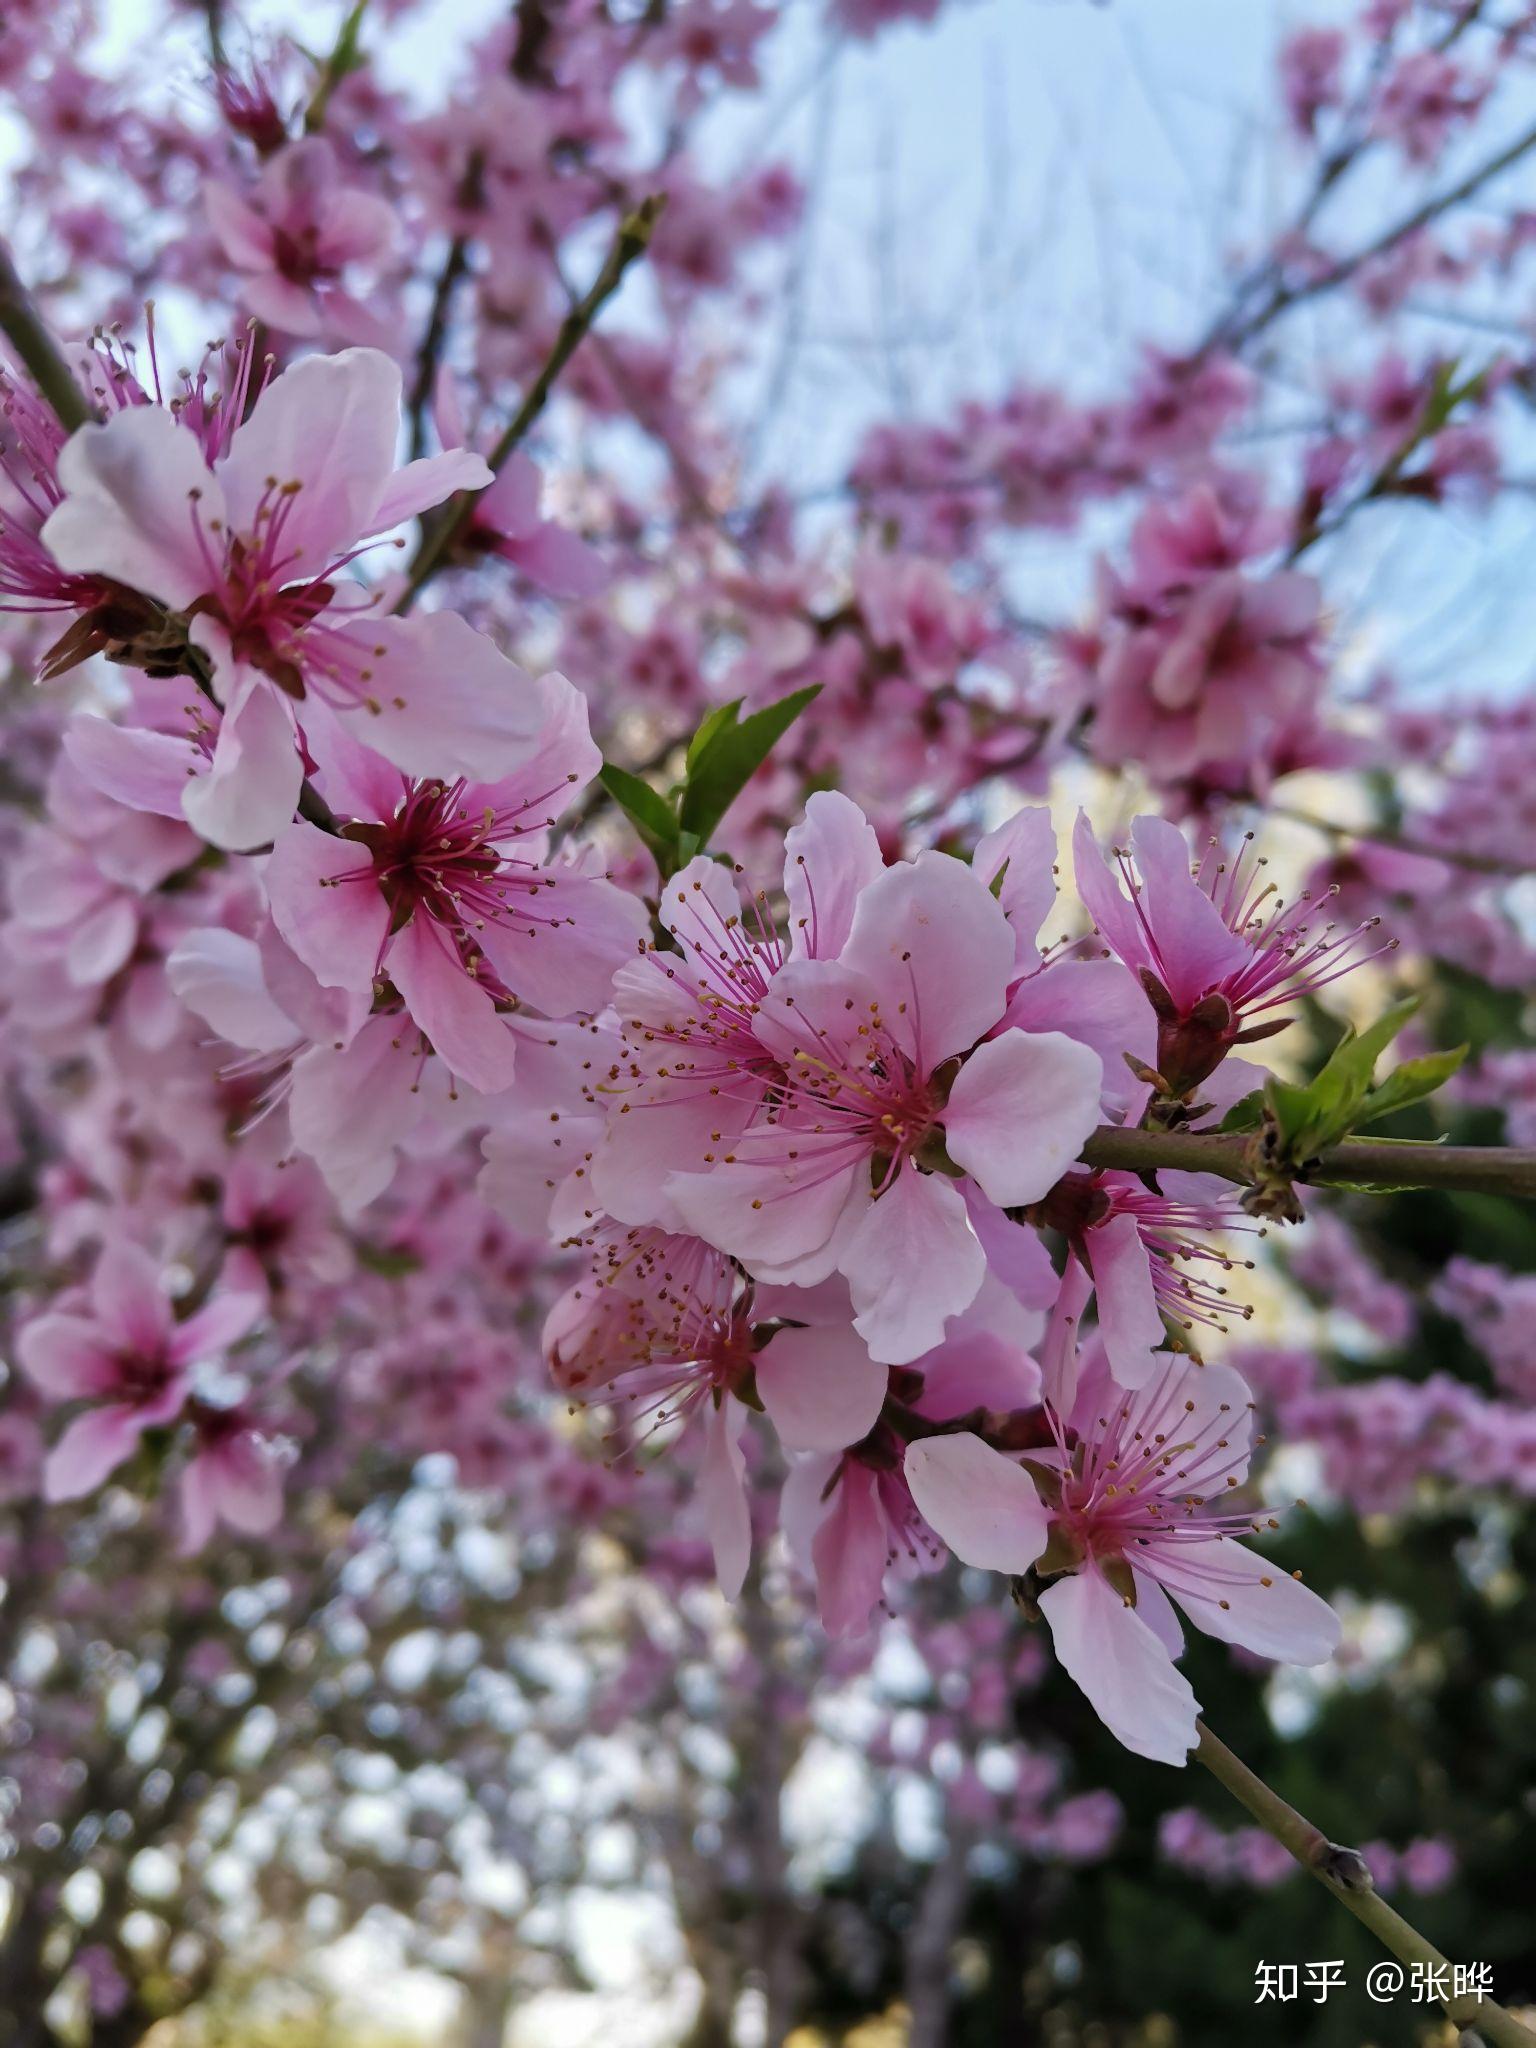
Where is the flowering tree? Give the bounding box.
[2,1,1536,2043]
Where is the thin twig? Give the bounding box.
[394,193,666,612]
[1197,1723,1536,2048]
[0,240,94,431]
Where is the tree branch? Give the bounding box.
[1196,1723,1536,2047]
[0,239,94,431]
[1078,1127,1536,1202]
[395,192,666,611]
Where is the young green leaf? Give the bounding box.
[598,762,678,870]
[677,683,821,847]
[1356,1044,1469,1127]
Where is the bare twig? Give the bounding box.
[1197,1723,1536,2048]
[0,240,93,431]
[395,193,666,611]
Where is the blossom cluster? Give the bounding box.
[2,0,1533,1861]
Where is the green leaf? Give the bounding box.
[1262,998,1458,1164]
[1215,1090,1263,1135]
[331,0,372,74]
[1357,1045,1469,1127]
[685,700,741,774]
[677,684,821,847]
[598,762,677,868]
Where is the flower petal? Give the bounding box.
[1085,1214,1164,1390]
[387,915,519,1093]
[1039,1569,1201,1766]
[842,1166,985,1365]
[1140,1537,1341,1666]
[784,790,883,960]
[841,850,1013,1067]
[943,1030,1104,1207]
[757,1322,888,1453]
[44,1406,147,1501]
[904,1432,1047,1573]
[264,819,387,993]
[43,406,222,609]
[181,682,302,852]
[336,613,549,785]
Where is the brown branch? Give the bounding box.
[1197,1723,1536,2047]
[1078,1126,1536,1201]
[0,240,94,432]
[395,193,666,611]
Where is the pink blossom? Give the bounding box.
[40,347,518,849]
[1373,51,1487,167]
[264,677,645,1092]
[668,849,1105,1363]
[1089,562,1326,793]
[18,1241,262,1500]
[906,1340,1339,1763]
[1034,1167,1257,1389]
[205,137,396,339]
[592,789,884,1228]
[179,1400,285,1551]
[1073,811,1391,1093]
[1279,28,1347,139]
[545,1226,886,1593]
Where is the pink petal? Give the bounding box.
[44,406,221,611]
[591,1083,757,1232]
[811,1461,889,1638]
[671,1153,867,1288]
[1130,815,1251,1008]
[287,1019,425,1213]
[783,790,883,959]
[943,1030,1103,1206]
[181,682,302,852]
[1140,1537,1341,1665]
[1039,1569,1201,1766]
[506,520,606,600]
[264,819,387,993]
[1040,1258,1093,1414]
[220,346,402,566]
[1000,958,1156,1119]
[65,715,202,820]
[388,915,519,1094]
[475,868,646,1018]
[44,1405,146,1501]
[1085,1215,1164,1390]
[204,180,276,267]
[1130,1569,1186,1659]
[240,273,323,337]
[700,1399,751,1599]
[336,613,549,784]
[165,928,300,1053]
[1071,811,1151,974]
[973,805,1058,974]
[904,1432,1047,1572]
[89,1241,172,1352]
[841,851,1014,1069]
[66,896,137,987]
[756,1322,888,1453]
[368,449,493,534]
[477,449,542,534]
[842,1167,985,1366]
[17,1315,118,1399]
[474,669,601,819]
[958,1182,1058,1312]
[171,1291,263,1365]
